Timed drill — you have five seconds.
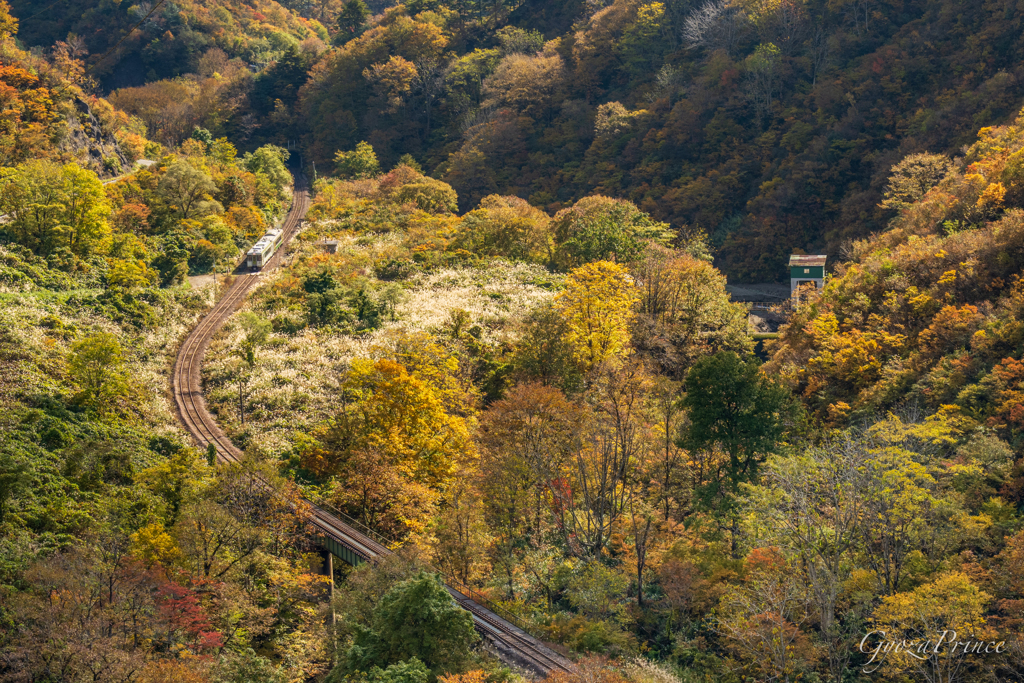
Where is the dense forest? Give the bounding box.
[3,0,1024,681]
[14,0,1024,277]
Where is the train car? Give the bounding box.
[246,228,284,270]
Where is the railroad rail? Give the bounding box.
[170,176,575,677]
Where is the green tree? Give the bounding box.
[68,332,129,410]
[344,572,478,677]
[335,141,381,179]
[251,47,309,118]
[396,154,423,173]
[681,351,799,504]
[0,160,110,257]
[157,161,221,220]
[190,126,213,147]
[0,440,30,525]
[551,196,675,271]
[306,288,354,328]
[152,231,191,286]
[239,311,272,360]
[243,145,292,192]
[328,659,429,683]
[336,0,370,44]
[857,423,942,596]
[187,239,218,274]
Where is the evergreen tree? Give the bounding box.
[680,351,799,502]
[336,0,370,45]
[343,572,478,677]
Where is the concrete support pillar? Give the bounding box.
[321,549,336,627]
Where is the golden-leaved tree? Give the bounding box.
[869,572,996,682]
[556,260,639,373]
[304,338,476,537]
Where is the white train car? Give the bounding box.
[246,228,283,270]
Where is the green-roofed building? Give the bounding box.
[790,254,826,301]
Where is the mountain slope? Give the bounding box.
[8,0,327,89]
[298,0,1024,279]
[1,28,144,172]
[767,112,1024,458]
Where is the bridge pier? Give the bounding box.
[320,549,336,626]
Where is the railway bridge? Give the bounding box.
[170,178,575,677]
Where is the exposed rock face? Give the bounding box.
[58,97,130,178]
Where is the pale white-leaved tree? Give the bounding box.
[682,0,742,55]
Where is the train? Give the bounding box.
[246,228,283,270]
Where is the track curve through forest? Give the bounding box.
[170,176,575,677]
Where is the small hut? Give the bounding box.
[789,254,827,300]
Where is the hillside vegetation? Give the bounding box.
[4,0,1024,682]
[0,6,146,171]
[768,111,1024,454]
[196,130,1024,681]
[8,0,327,88]
[297,0,1024,279]
[46,0,1024,277]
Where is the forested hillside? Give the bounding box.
[298,0,1024,279]
[21,0,1024,277]
[192,116,1024,682]
[8,0,327,88]
[0,5,144,170]
[4,0,1024,681]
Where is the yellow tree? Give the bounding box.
[555,260,639,372]
[107,258,156,290]
[308,356,475,537]
[67,332,129,411]
[0,0,18,41]
[869,572,997,682]
[339,358,472,487]
[363,56,418,114]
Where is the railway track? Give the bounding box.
[170,177,575,677]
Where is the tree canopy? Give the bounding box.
[0,160,110,256]
[342,572,478,677]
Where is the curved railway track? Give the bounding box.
[170,177,574,677]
